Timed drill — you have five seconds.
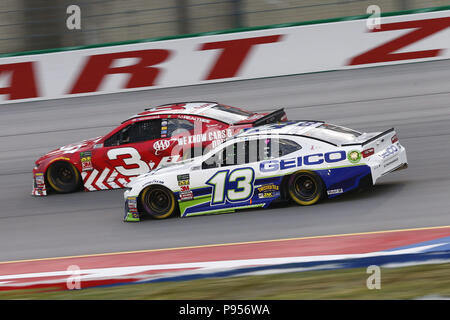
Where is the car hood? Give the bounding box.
[35,136,102,165]
[129,159,199,187]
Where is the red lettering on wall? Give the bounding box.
[349,17,450,65]
[200,35,282,80]
[70,49,171,94]
[0,62,38,100]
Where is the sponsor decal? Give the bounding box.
[125,196,140,220]
[32,172,47,196]
[177,173,189,181]
[80,151,93,171]
[260,151,346,172]
[257,191,279,199]
[347,150,361,164]
[257,184,279,192]
[176,129,233,146]
[177,115,210,123]
[177,173,190,187]
[327,188,344,195]
[179,191,194,201]
[153,139,171,153]
[143,179,165,187]
[128,197,138,210]
[380,145,398,159]
[180,185,190,192]
[178,180,189,186]
[257,184,280,199]
[35,172,44,183]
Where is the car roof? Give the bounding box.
[232,120,348,146]
[236,121,324,137]
[124,101,243,123]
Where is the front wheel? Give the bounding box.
[288,170,324,206]
[46,161,81,193]
[140,185,177,219]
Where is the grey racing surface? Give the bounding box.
[1,60,450,262]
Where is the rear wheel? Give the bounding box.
[46,161,81,193]
[288,170,324,206]
[140,185,176,219]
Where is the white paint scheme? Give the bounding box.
[124,121,407,218]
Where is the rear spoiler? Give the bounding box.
[342,128,395,146]
[240,108,286,126]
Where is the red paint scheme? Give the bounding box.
[32,102,287,195]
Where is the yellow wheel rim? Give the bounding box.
[141,186,176,219]
[288,171,322,206]
[46,161,80,193]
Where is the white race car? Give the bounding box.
[123,121,408,221]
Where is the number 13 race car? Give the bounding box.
[32,102,287,196]
[123,121,407,221]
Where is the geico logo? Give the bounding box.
[380,145,398,159]
[259,151,346,172]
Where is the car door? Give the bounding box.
[86,119,162,190]
[177,140,257,217]
[184,137,303,216]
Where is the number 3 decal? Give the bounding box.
[107,147,149,176]
[206,168,255,205]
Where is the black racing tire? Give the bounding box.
[288,170,324,206]
[139,185,177,219]
[46,161,81,193]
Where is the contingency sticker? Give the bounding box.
[257,184,280,199]
[80,151,93,171]
[177,174,190,186]
[177,174,193,201]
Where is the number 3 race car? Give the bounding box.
[32,102,287,196]
[123,121,408,221]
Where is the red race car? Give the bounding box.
[32,101,287,196]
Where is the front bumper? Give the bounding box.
[123,195,140,222]
[31,170,47,196]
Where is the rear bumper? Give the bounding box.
[368,143,408,184]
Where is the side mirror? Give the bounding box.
[202,160,217,170]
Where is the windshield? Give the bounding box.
[303,124,362,144]
[200,104,254,124]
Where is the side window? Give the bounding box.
[255,138,301,161]
[165,119,195,138]
[278,139,302,156]
[201,138,301,169]
[104,119,161,147]
[128,119,161,143]
[202,141,248,169]
[104,130,122,147]
[221,141,247,167]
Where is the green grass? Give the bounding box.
[2,263,450,300]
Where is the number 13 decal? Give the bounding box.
[206,168,255,205]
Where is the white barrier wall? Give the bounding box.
[1,9,450,104]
